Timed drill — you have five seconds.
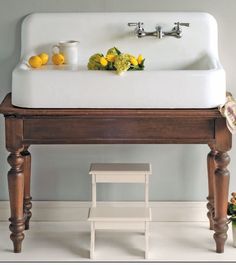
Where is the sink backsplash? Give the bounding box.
[22,12,219,70]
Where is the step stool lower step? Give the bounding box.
[88,206,152,222]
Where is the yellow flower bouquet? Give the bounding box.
[87,47,145,75]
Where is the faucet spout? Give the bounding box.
[156,26,163,39]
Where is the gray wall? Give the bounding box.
[0,0,235,201]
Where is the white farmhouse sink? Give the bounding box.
[12,12,226,108]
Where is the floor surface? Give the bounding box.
[0,221,235,261]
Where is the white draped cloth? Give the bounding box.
[219,92,236,134]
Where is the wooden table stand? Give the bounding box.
[0,93,232,254]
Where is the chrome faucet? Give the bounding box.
[128,22,190,39]
[127,22,146,38]
[161,22,190,39]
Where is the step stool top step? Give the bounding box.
[88,206,151,221]
[89,163,151,175]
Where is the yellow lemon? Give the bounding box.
[52,53,64,65]
[137,54,144,64]
[28,56,43,68]
[106,54,116,62]
[100,57,108,67]
[130,57,138,66]
[38,53,49,65]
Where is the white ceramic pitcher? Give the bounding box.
[52,40,79,65]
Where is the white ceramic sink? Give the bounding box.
[12,12,226,108]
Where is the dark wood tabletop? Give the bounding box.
[0,93,222,118]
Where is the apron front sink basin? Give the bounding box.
[12,12,226,108]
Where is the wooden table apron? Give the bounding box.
[0,93,232,254]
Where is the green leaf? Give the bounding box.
[139,59,145,67]
[107,62,115,70]
[114,47,121,55]
[228,203,236,215]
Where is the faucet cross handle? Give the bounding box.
[174,22,190,31]
[173,22,190,36]
[128,22,145,38]
[174,22,190,27]
[128,22,144,27]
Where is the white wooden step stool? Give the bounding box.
[88,163,152,259]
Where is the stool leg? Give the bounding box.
[90,222,95,259]
[145,222,149,259]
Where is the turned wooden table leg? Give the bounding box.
[214,151,230,253]
[21,146,32,230]
[7,150,25,253]
[207,144,217,230]
[6,117,25,253]
[213,118,232,253]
